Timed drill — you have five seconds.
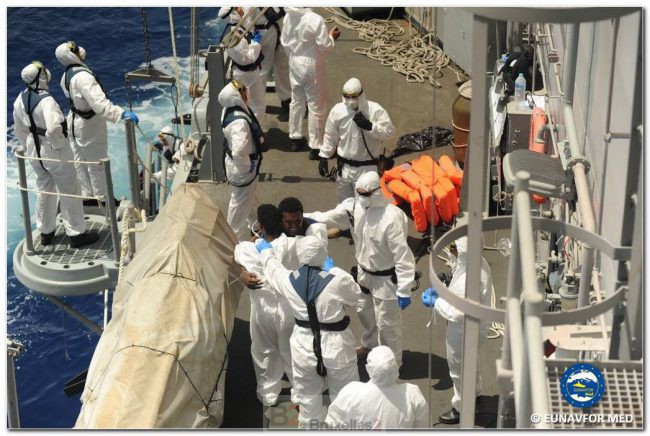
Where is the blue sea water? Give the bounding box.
[6,7,225,428]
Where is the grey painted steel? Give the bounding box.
[101,159,121,262]
[458,14,490,428]
[43,294,103,335]
[465,7,639,24]
[15,148,35,255]
[506,301,530,428]
[159,159,168,209]
[144,143,153,216]
[204,45,227,182]
[125,68,175,84]
[12,214,119,297]
[7,340,22,429]
[124,120,141,208]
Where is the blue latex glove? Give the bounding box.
[323,256,335,272]
[421,287,439,308]
[256,239,273,253]
[397,296,411,310]
[252,31,263,44]
[121,111,139,125]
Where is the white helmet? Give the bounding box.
[21,61,51,90]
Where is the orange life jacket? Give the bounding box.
[529,108,548,205]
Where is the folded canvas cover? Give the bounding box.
[76,183,243,428]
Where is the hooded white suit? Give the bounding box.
[305,172,415,366]
[325,346,428,429]
[435,237,493,411]
[55,42,124,198]
[281,8,335,150]
[320,78,395,203]
[12,63,86,237]
[260,236,360,428]
[218,82,260,242]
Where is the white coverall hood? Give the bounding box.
[355,171,387,209]
[296,235,327,267]
[366,346,399,386]
[159,125,175,149]
[21,63,51,91]
[218,82,247,110]
[55,42,86,67]
[341,78,369,113]
[217,7,234,19]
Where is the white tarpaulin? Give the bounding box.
[76,183,243,428]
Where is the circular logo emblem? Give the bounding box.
[560,363,605,408]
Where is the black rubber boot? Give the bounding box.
[308,148,320,161]
[40,231,55,246]
[69,231,99,249]
[290,138,306,152]
[281,98,291,113]
[439,407,460,425]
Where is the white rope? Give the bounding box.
[117,207,148,284]
[324,8,468,88]
[168,7,187,143]
[15,182,104,201]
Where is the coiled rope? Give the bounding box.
[117,207,148,284]
[168,7,187,144]
[324,8,468,87]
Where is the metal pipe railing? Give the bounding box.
[143,142,153,216]
[7,339,23,429]
[159,160,168,209]
[101,159,121,262]
[507,299,530,428]
[124,119,142,209]
[15,148,35,255]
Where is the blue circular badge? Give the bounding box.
[560,363,605,408]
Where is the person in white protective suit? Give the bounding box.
[218,7,267,125]
[325,346,429,429]
[12,62,99,249]
[218,80,264,242]
[421,236,493,424]
[281,8,340,158]
[257,235,360,428]
[235,204,294,407]
[242,7,292,118]
[152,125,182,182]
[305,171,416,367]
[54,41,139,202]
[318,78,396,203]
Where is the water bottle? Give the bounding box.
[514,73,527,108]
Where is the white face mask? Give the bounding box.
[357,195,371,209]
[344,97,359,111]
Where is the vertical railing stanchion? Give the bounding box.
[124,119,141,208]
[143,143,153,216]
[159,160,168,209]
[101,158,121,262]
[7,339,22,429]
[15,149,34,255]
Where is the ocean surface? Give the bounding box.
[6,7,225,428]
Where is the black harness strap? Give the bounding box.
[21,88,49,170]
[295,315,350,331]
[359,264,398,285]
[221,105,266,188]
[64,64,107,141]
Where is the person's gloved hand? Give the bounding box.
[256,239,273,253]
[353,112,372,131]
[252,31,263,44]
[152,141,163,151]
[397,296,411,310]
[121,111,139,125]
[421,287,439,308]
[323,256,335,272]
[318,157,329,177]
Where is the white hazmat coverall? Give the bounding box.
[281,8,335,150]
[320,78,395,203]
[220,9,266,124]
[305,172,415,366]
[325,346,429,429]
[260,236,360,428]
[218,82,260,242]
[434,237,493,411]
[235,240,294,406]
[55,43,124,198]
[242,7,292,103]
[12,64,86,237]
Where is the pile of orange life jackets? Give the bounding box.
[380,154,463,232]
